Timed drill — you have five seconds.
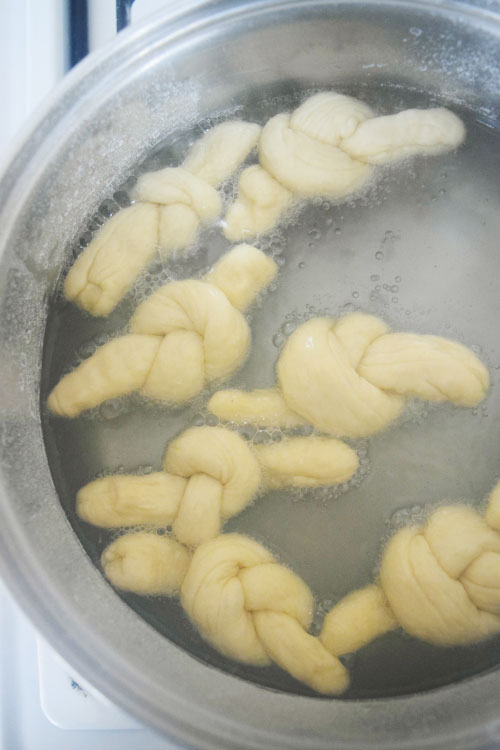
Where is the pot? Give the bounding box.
[0,1,500,748]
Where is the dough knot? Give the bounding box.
[78,426,262,547]
[225,92,465,240]
[277,313,489,437]
[48,245,277,417]
[378,503,500,645]
[128,278,251,404]
[320,483,500,657]
[64,121,261,315]
[77,426,358,545]
[180,533,349,694]
[259,97,373,198]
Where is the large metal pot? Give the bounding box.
[1,1,500,747]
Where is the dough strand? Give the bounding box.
[48,245,277,417]
[208,387,307,429]
[102,532,190,595]
[209,312,489,438]
[224,91,465,240]
[65,121,261,315]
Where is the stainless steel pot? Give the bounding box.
[1,2,500,747]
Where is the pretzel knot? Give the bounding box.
[210,313,489,439]
[131,279,251,402]
[48,245,277,417]
[378,500,500,646]
[78,425,358,547]
[64,121,261,316]
[48,280,248,416]
[277,313,489,438]
[320,484,500,657]
[180,533,349,694]
[224,91,465,240]
[165,427,262,546]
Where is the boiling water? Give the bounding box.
[41,85,500,699]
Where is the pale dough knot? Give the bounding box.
[224,91,465,240]
[86,424,358,693]
[64,121,261,316]
[77,426,358,545]
[209,312,488,438]
[128,280,250,404]
[277,313,488,438]
[378,504,500,645]
[321,482,500,657]
[180,533,349,694]
[48,245,277,417]
[259,100,372,198]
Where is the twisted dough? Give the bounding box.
[101,532,191,595]
[224,92,465,241]
[78,426,358,546]
[208,312,489,438]
[320,482,500,657]
[89,426,356,693]
[181,534,349,694]
[101,531,348,694]
[48,244,277,417]
[65,121,261,315]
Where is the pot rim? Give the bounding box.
[0,2,499,748]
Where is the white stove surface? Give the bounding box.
[0,579,180,749]
[0,1,191,747]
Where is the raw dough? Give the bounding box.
[341,107,466,165]
[223,165,292,241]
[204,242,278,311]
[64,120,261,315]
[253,436,358,489]
[63,202,160,317]
[78,426,358,545]
[164,426,262,547]
[180,534,349,694]
[260,112,371,198]
[102,532,190,595]
[99,531,348,693]
[208,387,306,429]
[48,244,277,417]
[320,482,500,655]
[209,313,489,438]
[278,315,488,437]
[224,91,465,240]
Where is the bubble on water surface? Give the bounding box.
[281,321,296,336]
